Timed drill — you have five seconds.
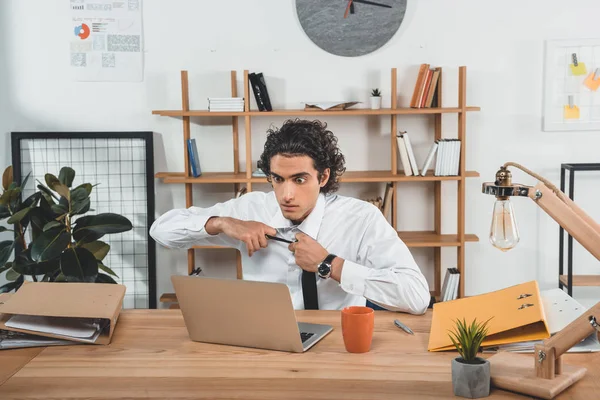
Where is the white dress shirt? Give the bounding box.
[150,192,431,314]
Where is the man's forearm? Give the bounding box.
[331,257,344,282]
[205,216,230,235]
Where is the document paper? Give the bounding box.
[70,0,143,81]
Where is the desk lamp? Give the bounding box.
[481,162,600,399]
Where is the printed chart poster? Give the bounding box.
[70,0,143,82]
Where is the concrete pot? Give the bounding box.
[370,96,382,109]
[451,357,490,398]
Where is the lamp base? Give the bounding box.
[488,352,586,399]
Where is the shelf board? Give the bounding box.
[160,293,177,303]
[157,170,480,184]
[399,231,479,247]
[186,232,479,249]
[160,172,250,183]
[559,275,600,287]
[152,106,481,118]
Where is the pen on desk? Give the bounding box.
[394,319,414,335]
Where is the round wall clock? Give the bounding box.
[296,0,408,57]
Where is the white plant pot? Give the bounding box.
[370,96,382,109]
[451,357,490,398]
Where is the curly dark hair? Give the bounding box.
[259,119,346,195]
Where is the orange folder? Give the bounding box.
[428,281,550,352]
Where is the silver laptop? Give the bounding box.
[171,275,333,353]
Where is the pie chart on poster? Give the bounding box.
[296,0,407,57]
[74,23,90,40]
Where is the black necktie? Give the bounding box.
[302,270,319,310]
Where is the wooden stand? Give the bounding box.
[489,302,600,399]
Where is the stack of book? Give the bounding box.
[363,183,394,225]
[208,97,244,112]
[410,64,441,108]
[396,133,461,177]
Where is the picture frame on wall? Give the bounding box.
[543,38,600,131]
[11,131,157,309]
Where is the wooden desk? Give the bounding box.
[0,310,598,399]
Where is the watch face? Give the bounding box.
[296,0,408,57]
[318,263,331,276]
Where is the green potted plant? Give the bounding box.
[370,88,382,109]
[448,317,492,398]
[0,165,132,292]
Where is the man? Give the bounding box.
[150,119,430,314]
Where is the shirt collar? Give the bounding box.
[269,193,326,240]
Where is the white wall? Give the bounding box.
[1,0,599,307]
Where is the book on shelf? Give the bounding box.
[440,268,460,302]
[410,64,441,108]
[396,133,413,176]
[207,97,244,112]
[249,72,272,111]
[304,101,359,111]
[381,182,394,224]
[432,139,461,176]
[187,139,202,177]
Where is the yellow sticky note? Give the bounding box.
[570,62,587,76]
[584,72,600,91]
[564,105,580,119]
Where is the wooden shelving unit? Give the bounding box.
[153,67,480,306]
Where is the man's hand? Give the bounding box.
[205,217,276,257]
[288,232,329,273]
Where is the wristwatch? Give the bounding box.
[317,254,337,279]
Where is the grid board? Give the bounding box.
[11,132,156,309]
[543,38,600,131]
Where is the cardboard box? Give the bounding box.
[0,281,126,345]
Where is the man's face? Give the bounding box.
[269,154,329,224]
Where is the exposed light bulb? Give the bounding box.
[489,199,520,251]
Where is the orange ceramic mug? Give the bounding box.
[341,306,374,353]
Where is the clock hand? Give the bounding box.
[344,0,353,18]
[352,0,392,8]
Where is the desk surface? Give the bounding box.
[0,310,598,399]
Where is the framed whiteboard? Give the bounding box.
[543,38,600,131]
[10,132,156,309]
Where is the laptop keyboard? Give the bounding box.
[300,332,315,343]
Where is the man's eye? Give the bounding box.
[272,176,283,183]
[295,177,306,184]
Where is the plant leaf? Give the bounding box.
[2,166,13,191]
[58,167,76,188]
[51,203,68,215]
[5,268,20,281]
[0,226,12,233]
[0,275,24,293]
[0,261,12,275]
[98,262,118,277]
[12,258,60,277]
[0,204,9,219]
[81,240,110,261]
[45,174,70,200]
[37,183,60,202]
[95,273,117,284]
[70,197,90,216]
[43,221,63,232]
[7,206,31,224]
[28,207,51,242]
[73,213,132,236]
[70,184,91,203]
[30,228,70,262]
[54,273,67,282]
[0,240,15,268]
[60,247,98,283]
